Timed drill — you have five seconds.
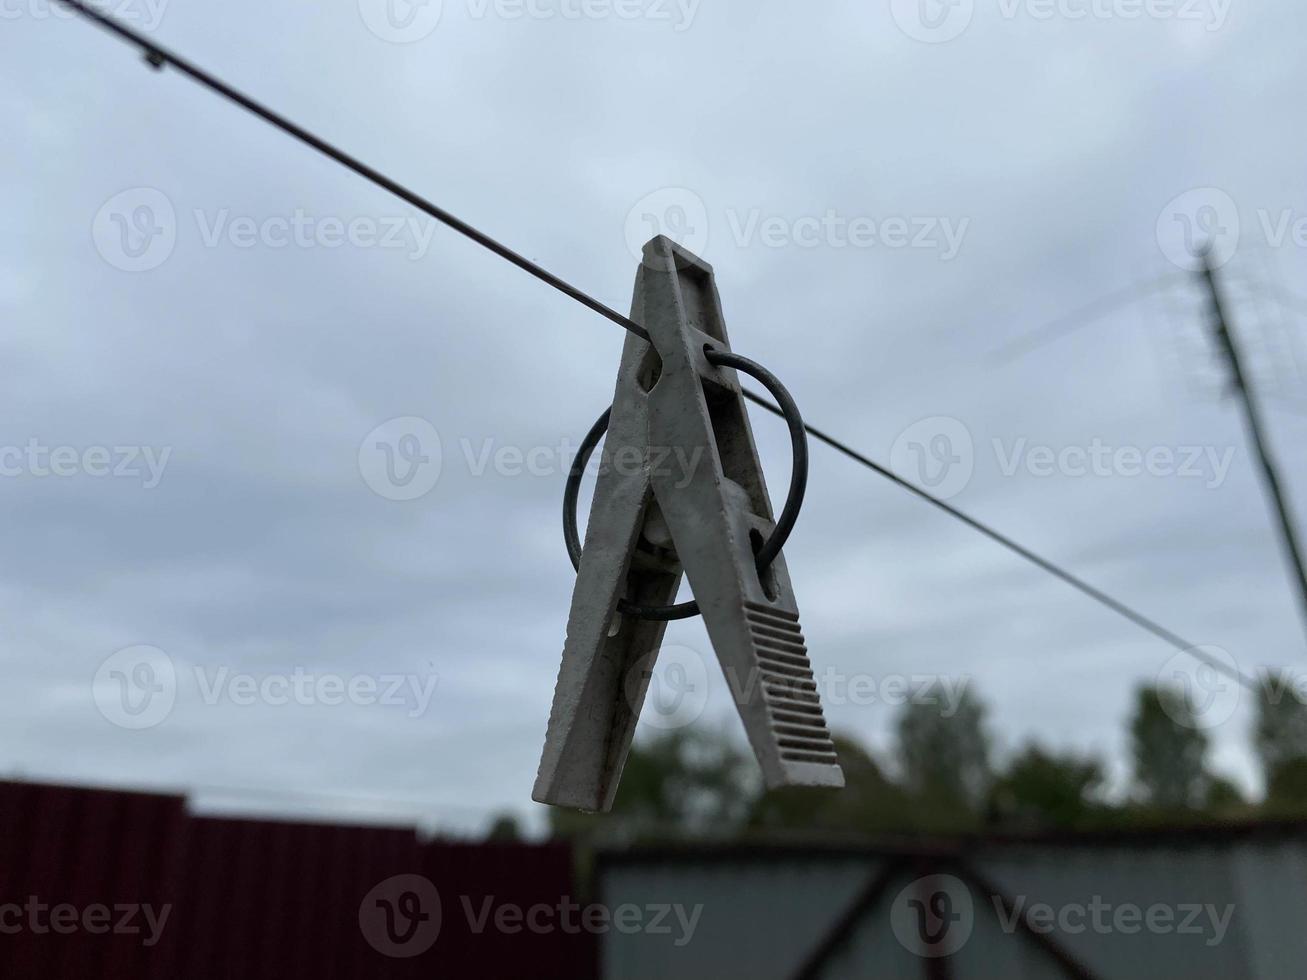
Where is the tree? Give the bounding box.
[1267,759,1307,809]
[749,734,915,835]
[1254,670,1307,809]
[987,743,1104,831]
[894,681,992,828]
[1204,776,1245,814]
[547,726,755,843]
[485,813,523,841]
[1129,685,1209,811]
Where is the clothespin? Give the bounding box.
[534,236,844,811]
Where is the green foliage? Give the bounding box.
[1129,684,1210,811]
[1205,775,1246,814]
[749,734,916,835]
[1255,670,1307,812]
[543,678,1298,845]
[1266,757,1307,812]
[894,681,992,826]
[485,813,523,841]
[547,726,755,844]
[987,743,1105,831]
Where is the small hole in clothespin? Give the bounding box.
[635,348,662,393]
[750,529,780,602]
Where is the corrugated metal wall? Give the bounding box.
[0,780,595,979]
[972,839,1307,980]
[0,781,189,979]
[597,830,1307,980]
[597,853,892,979]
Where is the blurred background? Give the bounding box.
[2,0,1306,976]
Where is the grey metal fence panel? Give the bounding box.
[600,855,879,980]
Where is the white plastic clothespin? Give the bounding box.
[534,236,844,812]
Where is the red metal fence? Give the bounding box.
[0,781,595,979]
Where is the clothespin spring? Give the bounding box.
[562,345,809,622]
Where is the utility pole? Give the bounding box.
[1202,248,1307,642]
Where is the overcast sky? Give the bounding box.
[2,0,1305,833]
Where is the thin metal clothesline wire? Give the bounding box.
[51,0,1259,690]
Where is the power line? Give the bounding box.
[990,273,1192,363]
[742,390,1257,690]
[55,0,653,346]
[55,1,1260,692]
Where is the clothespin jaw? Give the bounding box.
[532,267,684,812]
[534,237,843,812]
